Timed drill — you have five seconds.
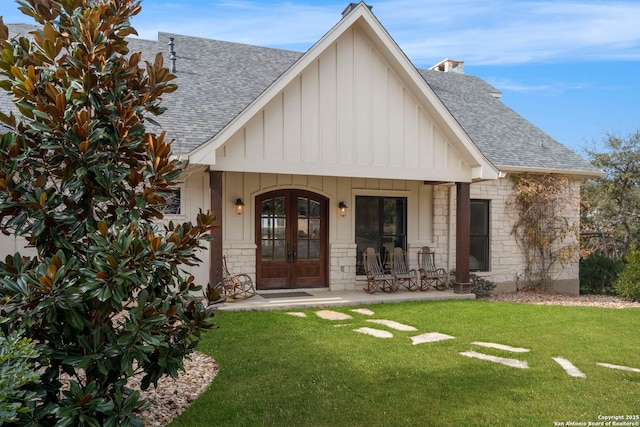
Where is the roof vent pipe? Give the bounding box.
[342,2,372,18]
[168,37,176,73]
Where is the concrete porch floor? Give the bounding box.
[214,288,476,312]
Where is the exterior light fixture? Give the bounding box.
[338,201,348,217]
[235,198,245,215]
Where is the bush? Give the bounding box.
[614,247,640,302]
[470,273,496,298]
[0,326,41,425]
[579,252,624,295]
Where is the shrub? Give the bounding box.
[0,326,41,425]
[579,252,624,295]
[470,273,496,298]
[614,247,640,302]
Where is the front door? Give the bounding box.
[256,190,328,289]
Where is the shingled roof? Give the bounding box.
[2,23,599,176]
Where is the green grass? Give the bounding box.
[170,300,640,426]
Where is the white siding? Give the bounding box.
[212,26,474,182]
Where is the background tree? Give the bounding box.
[582,131,640,256]
[0,0,217,425]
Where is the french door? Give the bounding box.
[256,190,328,289]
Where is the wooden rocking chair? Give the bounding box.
[362,247,398,293]
[220,255,257,300]
[417,246,448,291]
[391,247,419,291]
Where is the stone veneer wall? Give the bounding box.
[222,243,257,283]
[223,243,358,292]
[330,243,358,291]
[432,177,582,295]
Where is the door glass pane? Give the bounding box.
[273,240,286,261]
[297,218,308,237]
[261,197,287,262]
[355,197,380,274]
[274,218,286,238]
[309,200,320,218]
[309,219,320,239]
[298,197,308,217]
[261,240,272,259]
[355,196,407,275]
[274,197,285,215]
[309,240,320,259]
[261,199,272,214]
[261,218,272,238]
[298,197,309,218]
[383,199,403,234]
[297,239,308,259]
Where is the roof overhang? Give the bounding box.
[497,165,604,179]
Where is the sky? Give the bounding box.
[3,0,640,156]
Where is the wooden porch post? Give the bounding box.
[209,170,223,289]
[454,182,472,293]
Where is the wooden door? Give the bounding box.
[256,190,328,289]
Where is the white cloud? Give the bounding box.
[374,0,640,65]
[5,0,640,65]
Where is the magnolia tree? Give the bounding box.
[0,0,217,425]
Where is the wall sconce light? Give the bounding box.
[338,201,348,217]
[235,198,245,215]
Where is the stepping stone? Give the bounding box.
[597,362,640,373]
[352,308,375,316]
[471,342,530,353]
[286,312,307,317]
[460,351,528,369]
[553,357,586,378]
[366,319,418,331]
[410,332,455,345]
[315,310,353,320]
[353,327,394,339]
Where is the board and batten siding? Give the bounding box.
[212,26,472,182]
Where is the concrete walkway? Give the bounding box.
[214,288,475,311]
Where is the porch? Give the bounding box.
[214,287,475,312]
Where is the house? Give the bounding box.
[2,2,601,296]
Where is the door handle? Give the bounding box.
[287,244,296,263]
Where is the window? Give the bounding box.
[470,199,490,271]
[161,188,182,215]
[355,196,407,275]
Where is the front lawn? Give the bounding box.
[171,300,640,426]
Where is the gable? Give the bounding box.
[188,4,498,183]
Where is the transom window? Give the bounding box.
[355,196,407,275]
